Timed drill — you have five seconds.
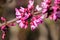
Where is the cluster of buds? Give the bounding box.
[15,0,44,30]
[0,17,7,40]
[49,0,60,21]
[41,0,51,14]
[0,17,15,40]
[15,0,60,30]
[40,0,60,21]
[28,0,34,10]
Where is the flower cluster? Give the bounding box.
[0,17,7,40]
[40,0,60,21]
[0,17,15,40]
[15,0,60,30]
[49,0,60,21]
[15,0,44,30]
[41,0,51,14]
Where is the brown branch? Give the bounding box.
[0,18,18,27]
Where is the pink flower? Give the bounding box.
[41,0,51,14]
[30,15,44,30]
[49,9,60,21]
[0,25,6,40]
[49,1,60,21]
[1,25,5,30]
[28,0,34,10]
[15,0,45,30]
[1,17,6,22]
[2,33,5,39]
[15,8,22,19]
[49,13,57,21]
[15,7,30,29]
[43,0,51,4]
[49,11,60,21]
[31,24,36,31]
[19,7,25,13]
[41,2,48,8]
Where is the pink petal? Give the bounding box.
[31,25,36,31]
[24,25,28,29]
[53,14,57,20]
[16,15,21,19]
[36,5,42,11]
[15,8,21,15]
[19,7,25,12]
[49,13,57,21]
[16,20,21,23]
[1,17,6,22]
[33,21,38,27]
[1,25,5,30]
[28,0,34,10]
[29,0,34,6]
[2,33,5,39]
[19,21,25,28]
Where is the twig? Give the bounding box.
[0,18,18,27]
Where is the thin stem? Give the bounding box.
[0,18,18,27]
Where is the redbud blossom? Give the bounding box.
[30,15,44,30]
[1,25,6,40]
[15,0,60,30]
[15,0,43,30]
[15,7,30,29]
[49,0,60,21]
[1,17,6,22]
[28,0,34,10]
[49,13,57,21]
[2,33,5,40]
[41,0,51,14]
